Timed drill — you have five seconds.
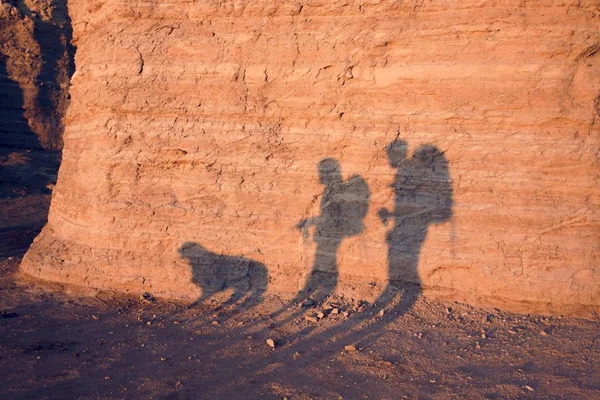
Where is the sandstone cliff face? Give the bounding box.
[21,0,600,317]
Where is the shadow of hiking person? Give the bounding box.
[268,158,369,327]
[295,158,370,305]
[377,140,453,312]
[179,242,268,313]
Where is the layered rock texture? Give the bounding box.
[1,0,74,151]
[21,0,600,317]
[1,1,73,256]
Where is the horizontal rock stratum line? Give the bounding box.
[21,0,599,317]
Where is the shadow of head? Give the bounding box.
[178,242,268,308]
[384,139,409,169]
[318,158,342,186]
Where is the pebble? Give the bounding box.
[302,299,315,308]
[140,292,156,303]
[304,315,319,323]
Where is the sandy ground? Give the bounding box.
[1,193,599,399]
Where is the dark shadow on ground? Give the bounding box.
[3,252,596,400]
[179,242,268,313]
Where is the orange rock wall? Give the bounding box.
[22,0,600,317]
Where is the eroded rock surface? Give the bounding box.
[21,0,600,317]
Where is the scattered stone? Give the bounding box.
[304,315,319,323]
[357,300,370,310]
[378,310,385,317]
[211,320,219,326]
[342,311,350,318]
[446,307,453,314]
[344,345,357,352]
[92,315,99,320]
[302,299,315,308]
[266,338,276,349]
[508,330,517,335]
[540,330,548,336]
[481,333,487,339]
[160,357,167,361]
[331,308,339,315]
[524,385,535,392]
[317,311,325,319]
[140,292,156,303]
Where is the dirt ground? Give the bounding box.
[0,193,599,399]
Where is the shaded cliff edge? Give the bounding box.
[0,0,74,256]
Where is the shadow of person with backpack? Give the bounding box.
[295,158,370,305]
[375,140,453,314]
[268,158,370,325]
